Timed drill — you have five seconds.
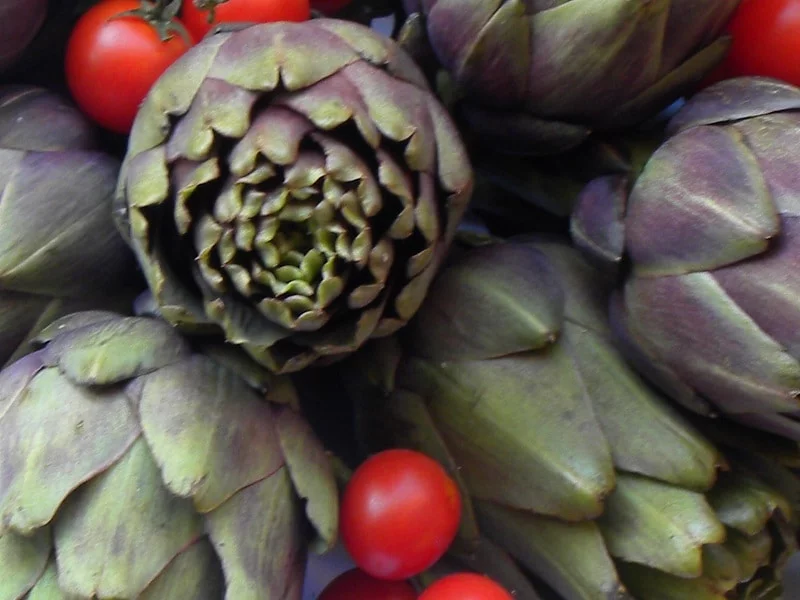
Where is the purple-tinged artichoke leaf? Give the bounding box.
[274,404,339,553]
[624,274,800,414]
[476,501,630,600]
[626,126,779,277]
[206,468,306,600]
[140,539,225,599]
[0,0,47,72]
[139,356,286,513]
[667,77,800,136]
[733,115,800,216]
[460,104,590,157]
[570,175,628,273]
[617,562,726,600]
[562,323,721,491]
[659,0,739,75]
[407,242,564,361]
[0,368,140,536]
[729,413,800,442]
[525,0,666,121]
[713,216,800,362]
[0,150,130,298]
[0,290,53,366]
[355,387,481,553]
[33,311,120,344]
[598,474,725,577]
[607,36,731,130]
[0,86,96,151]
[0,349,43,419]
[0,529,49,599]
[608,291,714,415]
[707,472,792,536]
[426,0,502,77]
[401,352,615,520]
[454,0,530,108]
[54,439,203,599]
[40,316,191,385]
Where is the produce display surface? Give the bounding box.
[1,1,800,599]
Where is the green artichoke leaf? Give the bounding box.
[723,528,773,584]
[139,540,225,600]
[400,350,615,521]
[54,439,203,599]
[0,150,126,298]
[0,350,43,420]
[0,529,49,600]
[626,126,779,277]
[476,501,630,600]
[0,290,54,366]
[407,242,564,361]
[25,559,66,600]
[0,368,140,536]
[700,544,741,594]
[562,323,720,490]
[624,273,800,414]
[707,472,792,536]
[356,387,481,552]
[454,0,529,108]
[274,404,339,553]
[206,468,305,600]
[138,356,286,514]
[40,316,191,385]
[616,562,726,600]
[598,473,726,578]
[33,311,120,343]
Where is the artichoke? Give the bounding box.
[400,0,739,156]
[0,86,138,367]
[114,19,473,374]
[346,238,799,600]
[572,77,800,441]
[0,0,47,72]
[0,310,338,599]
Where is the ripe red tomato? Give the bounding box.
[311,0,354,14]
[340,449,462,581]
[419,574,514,600]
[181,0,310,41]
[318,569,419,600]
[714,0,800,87]
[66,0,191,134]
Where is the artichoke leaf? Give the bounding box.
[616,562,726,600]
[707,472,793,536]
[598,473,726,578]
[0,529,50,600]
[139,540,225,600]
[54,439,203,599]
[723,529,773,583]
[0,368,140,536]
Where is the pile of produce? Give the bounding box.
[1,0,800,598]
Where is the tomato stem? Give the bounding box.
[111,0,193,44]
[192,0,231,24]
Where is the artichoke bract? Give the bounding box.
[115,19,473,374]
[0,311,338,600]
[573,77,800,441]
[0,0,47,71]
[0,86,137,367]
[348,239,798,600]
[401,0,739,155]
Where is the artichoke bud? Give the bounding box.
[0,311,338,599]
[116,19,473,374]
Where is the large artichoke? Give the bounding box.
[346,238,799,600]
[0,86,137,367]
[0,310,338,599]
[400,0,739,156]
[0,0,47,72]
[572,77,800,441]
[114,19,473,374]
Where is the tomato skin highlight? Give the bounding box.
[66,0,191,134]
[419,573,514,600]
[181,0,310,41]
[716,0,800,87]
[340,449,462,581]
[318,568,419,600]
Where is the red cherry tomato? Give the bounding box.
[66,0,191,134]
[311,0,354,14]
[419,573,514,600]
[181,0,310,41]
[713,0,800,87]
[340,449,462,581]
[318,569,419,600]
